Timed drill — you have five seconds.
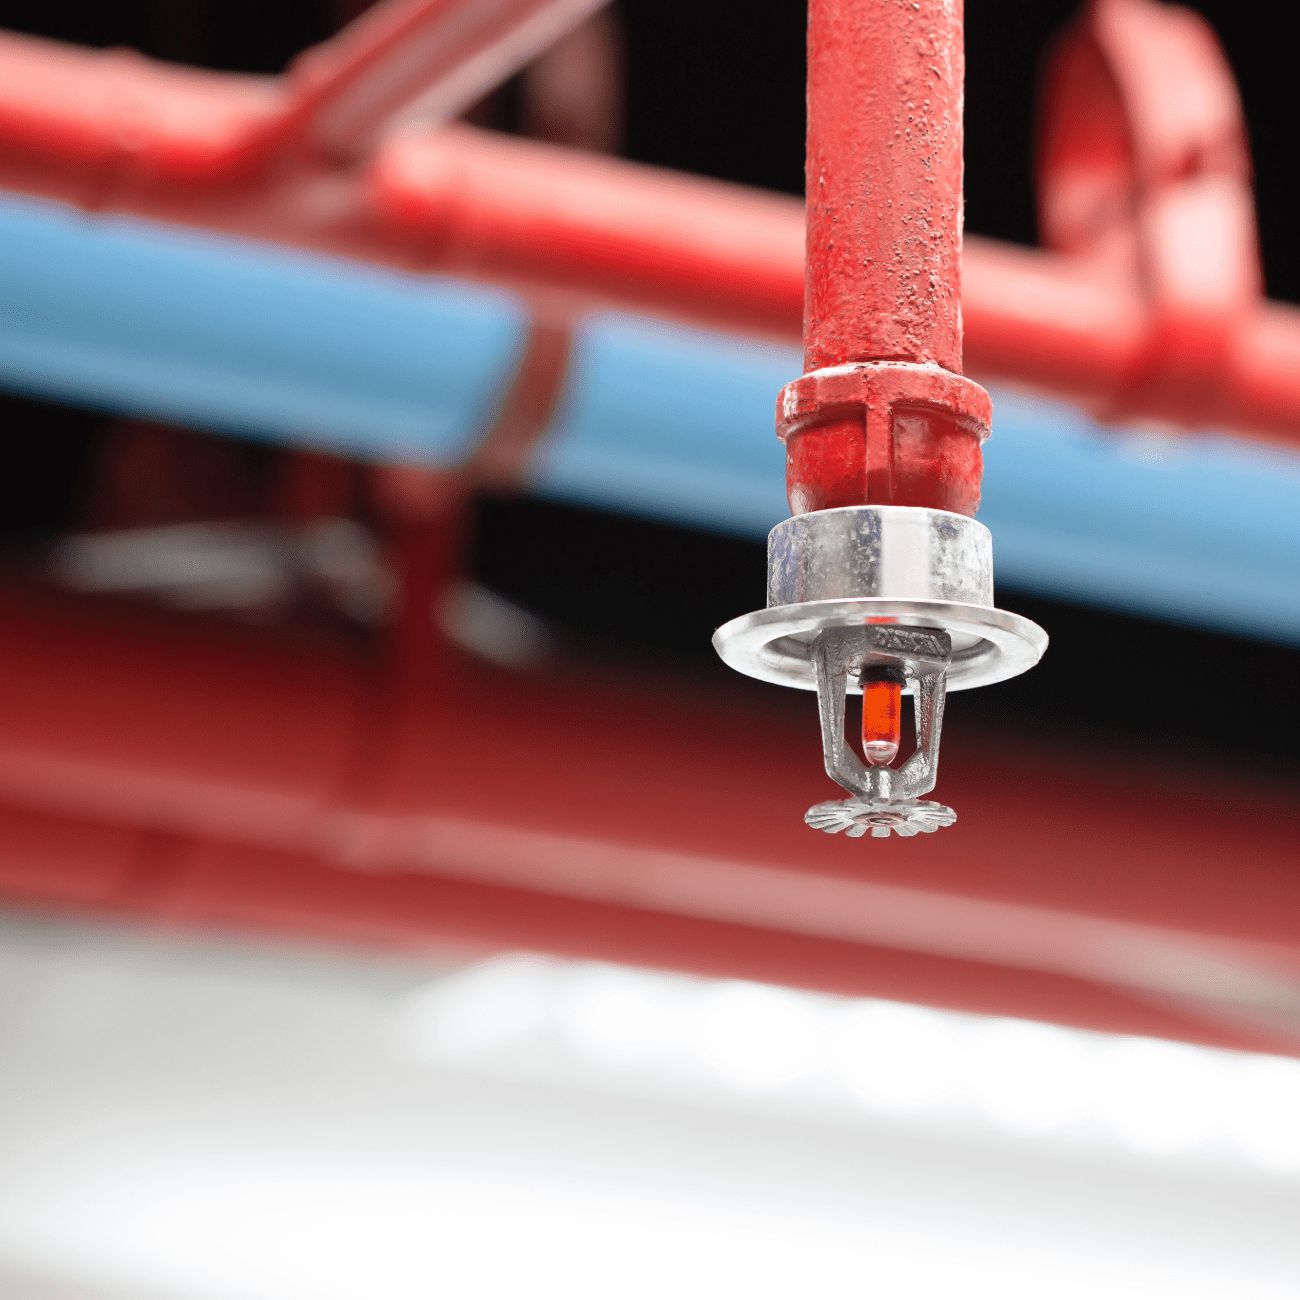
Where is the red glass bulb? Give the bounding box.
[862,679,901,766]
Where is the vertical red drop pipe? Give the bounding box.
[777,0,992,518]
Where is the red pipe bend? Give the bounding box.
[0,17,1298,447]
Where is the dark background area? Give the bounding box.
[2,0,1298,772]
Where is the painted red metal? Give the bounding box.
[2,8,1300,447]
[1038,0,1261,429]
[284,0,607,159]
[1,578,1299,1056]
[804,0,964,373]
[371,127,1300,448]
[0,31,284,190]
[369,124,806,337]
[0,0,608,190]
[777,361,990,516]
[781,0,990,519]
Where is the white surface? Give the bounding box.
[0,917,1297,1300]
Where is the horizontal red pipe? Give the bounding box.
[0,31,285,184]
[368,125,806,337]
[7,798,1277,1061]
[1,30,1299,446]
[368,127,1161,406]
[1,578,1299,1056]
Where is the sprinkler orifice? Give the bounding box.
[712,0,1047,837]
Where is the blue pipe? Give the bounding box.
[534,315,1300,645]
[3,192,1299,644]
[0,193,528,463]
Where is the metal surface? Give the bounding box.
[804,0,964,374]
[715,0,1041,834]
[806,797,957,838]
[714,504,1045,832]
[742,543,968,838]
[713,597,1046,694]
[783,0,986,519]
[289,0,609,159]
[1037,0,1259,427]
[802,625,955,839]
[714,505,1045,693]
[811,626,949,796]
[778,362,991,517]
[767,506,993,608]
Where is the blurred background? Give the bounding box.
[1,0,1299,1295]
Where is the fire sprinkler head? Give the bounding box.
[726,0,1042,836]
[713,504,1047,837]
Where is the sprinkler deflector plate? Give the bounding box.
[713,597,1047,695]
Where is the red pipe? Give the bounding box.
[2,9,1300,447]
[283,0,607,159]
[2,579,1300,1055]
[369,124,806,338]
[1034,0,1263,431]
[803,0,963,373]
[367,127,1166,411]
[0,31,284,188]
[779,0,990,519]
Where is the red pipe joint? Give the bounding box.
[779,362,991,516]
[781,0,990,519]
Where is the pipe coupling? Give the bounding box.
[777,361,992,517]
